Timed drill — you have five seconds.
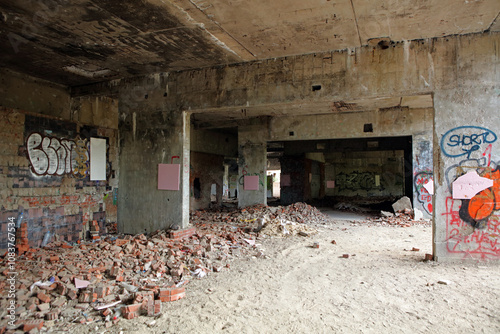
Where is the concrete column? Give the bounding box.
[238,122,268,208]
[433,86,500,261]
[180,111,191,228]
[118,107,190,234]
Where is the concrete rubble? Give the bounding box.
[0,202,325,333]
[360,208,431,228]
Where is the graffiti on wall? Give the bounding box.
[26,132,90,178]
[444,196,500,258]
[336,171,381,191]
[442,126,500,259]
[414,171,433,214]
[440,126,497,159]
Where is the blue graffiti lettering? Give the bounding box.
[440,126,497,159]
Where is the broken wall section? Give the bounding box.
[0,93,119,251]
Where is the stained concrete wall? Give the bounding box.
[116,76,190,234]
[163,32,497,261]
[273,107,433,215]
[0,72,119,251]
[191,128,237,158]
[0,69,71,118]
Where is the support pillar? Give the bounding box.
[238,123,268,208]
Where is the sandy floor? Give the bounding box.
[75,214,500,334]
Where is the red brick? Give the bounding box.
[124,303,142,313]
[45,311,59,320]
[158,287,185,302]
[121,303,143,319]
[37,292,50,304]
[67,290,78,300]
[23,320,44,332]
[56,283,67,296]
[154,300,161,315]
[78,292,97,303]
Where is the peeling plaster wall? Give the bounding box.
[0,81,119,250]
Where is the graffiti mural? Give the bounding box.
[440,126,497,159]
[336,172,381,191]
[414,171,433,214]
[26,132,90,178]
[458,167,500,229]
[441,125,500,259]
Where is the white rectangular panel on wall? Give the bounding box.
[90,137,107,181]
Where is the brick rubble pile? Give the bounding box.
[1,203,326,333]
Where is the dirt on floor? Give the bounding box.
[73,213,499,334]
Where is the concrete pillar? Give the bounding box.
[238,122,268,208]
[118,107,190,234]
[223,164,229,199]
[433,86,500,261]
[180,111,191,228]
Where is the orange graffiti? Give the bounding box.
[461,168,500,226]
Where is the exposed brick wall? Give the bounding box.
[0,107,119,251]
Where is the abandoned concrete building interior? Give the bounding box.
[0,0,499,333]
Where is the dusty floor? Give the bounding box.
[74,213,500,334]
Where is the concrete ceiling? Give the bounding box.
[0,0,499,87]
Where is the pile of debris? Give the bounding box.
[363,208,431,228]
[0,202,325,332]
[358,197,431,228]
[192,202,329,226]
[191,202,327,237]
[0,224,265,332]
